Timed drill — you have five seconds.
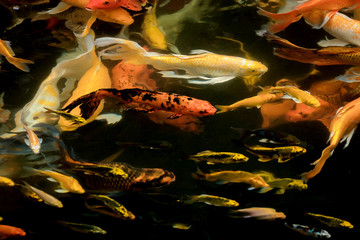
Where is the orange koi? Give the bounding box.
[86,0,146,10]
[61,88,217,119]
[0,225,26,239]
[302,97,360,181]
[264,33,360,66]
[258,0,360,33]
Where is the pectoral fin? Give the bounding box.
[24,139,30,146]
[54,189,69,193]
[188,76,236,85]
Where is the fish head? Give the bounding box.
[246,61,268,77]
[31,144,41,154]
[9,227,26,237]
[132,168,175,190]
[86,0,117,9]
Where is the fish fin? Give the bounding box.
[188,76,236,85]
[258,187,272,193]
[2,40,15,56]
[24,138,30,146]
[5,55,34,72]
[39,138,43,144]
[317,38,350,47]
[167,113,183,119]
[215,105,231,114]
[257,8,302,33]
[247,187,255,190]
[275,189,285,194]
[39,2,72,14]
[342,127,357,149]
[310,10,337,29]
[189,49,213,55]
[47,177,58,182]
[278,157,291,163]
[258,157,272,162]
[54,189,69,193]
[216,180,229,185]
[167,43,181,54]
[281,94,301,103]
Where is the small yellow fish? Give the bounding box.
[172,223,191,230]
[189,150,248,164]
[229,207,286,220]
[141,0,168,51]
[84,194,135,220]
[267,85,320,108]
[256,171,307,194]
[0,39,34,72]
[245,144,306,163]
[22,125,42,154]
[183,194,239,207]
[23,182,63,208]
[0,176,15,187]
[192,168,269,189]
[57,220,107,234]
[95,37,268,85]
[216,91,284,113]
[29,168,85,194]
[44,107,86,125]
[305,213,354,229]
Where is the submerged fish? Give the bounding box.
[57,221,107,235]
[22,182,63,208]
[256,171,307,194]
[245,144,306,163]
[189,150,248,164]
[229,207,286,220]
[302,97,360,181]
[257,0,360,33]
[264,33,360,66]
[305,213,354,229]
[0,176,15,187]
[172,223,191,230]
[61,88,217,119]
[0,39,33,72]
[182,194,239,207]
[285,222,331,238]
[192,168,269,189]
[60,144,175,191]
[86,0,146,10]
[28,168,85,194]
[43,107,87,125]
[216,91,284,113]
[0,225,26,239]
[84,194,135,220]
[95,37,268,85]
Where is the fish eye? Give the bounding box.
[104,1,109,5]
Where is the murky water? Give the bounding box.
[1,0,360,239]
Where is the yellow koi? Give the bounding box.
[305,213,354,229]
[141,0,167,51]
[0,39,33,72]
[44,107,87,125]
[0,176,15,187]
[183,194,239,207]
[229,207,286,220]
[216,91,284,113]
[189,150,248,164]
[95,37,268,85]
[245,144,306,163]
[23,182,63,208]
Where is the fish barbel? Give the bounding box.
[61,88,217,119]
[189,150,248,164]
[95,37,268,85]
[245,144,306,163]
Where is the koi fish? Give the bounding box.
[95,37,268,85]
[20,105,43,155]
[0,93,10,124]
[285,222,331,238]
[188,150,248,164]
[264,33,360,66]
[265,85,321,108]
[302,97,360,181]
[22,182,63,208]
[192,168,269,189]
[303,10,360,47]
[229,207,286,220]
[59,143,175,191]
[0,176,15,187]
[257,0,360,33]
[84,194,135,220]
[43,107,87,125]
[256,171,307,194]
[182,194,239,207]
[27,168,85,194]
[172,223,191,230]
[245,144,306,163]
[86,0,146,11]
[57,221,107,235]
[305,213,354,229]
[141,0,168,51]
[0,225,26,239]
[61,88,217,119]
[216,91,284,113]
[0,39,33,72]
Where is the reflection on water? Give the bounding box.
[1,0,360,239]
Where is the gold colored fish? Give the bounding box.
[305,213,354,229]
[245,144,306,163]
[189,150,248,164]
[0,176,15,187]
[182,194,239,207]
[44,107,87,125]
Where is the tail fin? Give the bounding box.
[95,37,148,65]
[257,8,302,33]
[192,167,206,180]
[6,56,34,72]
[215,105,231,114]
[62,90,103,119]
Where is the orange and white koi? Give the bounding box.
[62,88,217,119]
[20,104,42,154]
[303,10,360,47]
[0,39,33,72]
[302,97,360,181]
[95,37,268,85]
[258,0,360,33]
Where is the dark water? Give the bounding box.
[1,0,360,239]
